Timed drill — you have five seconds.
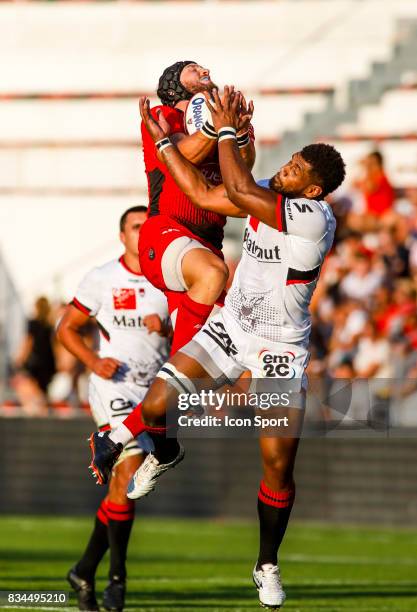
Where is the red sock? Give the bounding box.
[106,500,135,522]
[122,402,167,438]
[96,498,109,526]
[170,294,213,355]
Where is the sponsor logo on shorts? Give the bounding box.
[258,349,296,378]
[203,320,238,357]
[110,398,134,412]
[148,248,155,260]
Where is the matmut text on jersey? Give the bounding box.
[71,256,170,369]
[225,189,336,346]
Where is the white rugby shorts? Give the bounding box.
[180,308,310,409]
[89,376,154,461]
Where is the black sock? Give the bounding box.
[257,480,295,568]
[76,499,109,582]
[148,432,180,464]
[107,501,135,581]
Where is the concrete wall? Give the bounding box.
[1,417,417,525]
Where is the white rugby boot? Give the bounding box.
[127,443,185,499]
[253,563,286,609]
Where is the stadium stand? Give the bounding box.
[1,0,417,425]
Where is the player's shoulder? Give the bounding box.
[80,259,119,284]
[284,197,335,242]
[142,104,184,137]
[94,258,120,275]
[150,104,182,122]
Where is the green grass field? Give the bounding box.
[0,516,416,611]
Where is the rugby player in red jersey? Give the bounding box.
[139,61,255,355]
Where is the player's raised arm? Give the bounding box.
[204,87,280,228]
[140,97,246,218]
[236,94,256,170]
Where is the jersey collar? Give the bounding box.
[119,255,143,277]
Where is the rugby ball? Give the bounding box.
[184,93,214,135]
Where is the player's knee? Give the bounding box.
[202,259,229,293]
[263,453,294,486]
[110,457,141,502]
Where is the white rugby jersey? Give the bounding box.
[225,181,336,345]
[72,256,170,386]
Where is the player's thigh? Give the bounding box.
[181,247,228,289]
[178,310,246,387]
[89,377,152,456]
[139,215,216,293]
[141,353,216,425]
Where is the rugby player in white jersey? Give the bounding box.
[89,92,346,609]
[57,206,170,612]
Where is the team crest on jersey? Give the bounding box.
[139,287,146,297]
[258,349,296,378]
[112,288,136,310]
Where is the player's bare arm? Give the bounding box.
[57,305,121,379]
[140,97,246,218]
[205,87,281,228]
[235,93,256,170]
[153,90,255,169]
[158,126,217,166]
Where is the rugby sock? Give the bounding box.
[75,499,109,582]
[257,481,295,567]
[111,405,178,463]
[147,431,180,464]
[113,403,167,441]
[107,501,135,581]
[170,293,213,355]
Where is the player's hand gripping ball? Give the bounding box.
[204,86,253,134]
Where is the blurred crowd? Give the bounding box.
[308,151,417,425]
[8,297,95,417]
[4,151,417,425]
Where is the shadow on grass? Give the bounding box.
[123,583,417,609]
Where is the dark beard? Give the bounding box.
[268,177,298,198]
[189,80,217,96]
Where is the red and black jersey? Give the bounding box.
[141,105,226,251]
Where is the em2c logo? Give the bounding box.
[259,349,296,378]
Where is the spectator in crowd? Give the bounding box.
[347,151,395,232]
[360,151,395,216]
[353,320,391,378]
[11,296,56,415]
[339,250,384,303]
